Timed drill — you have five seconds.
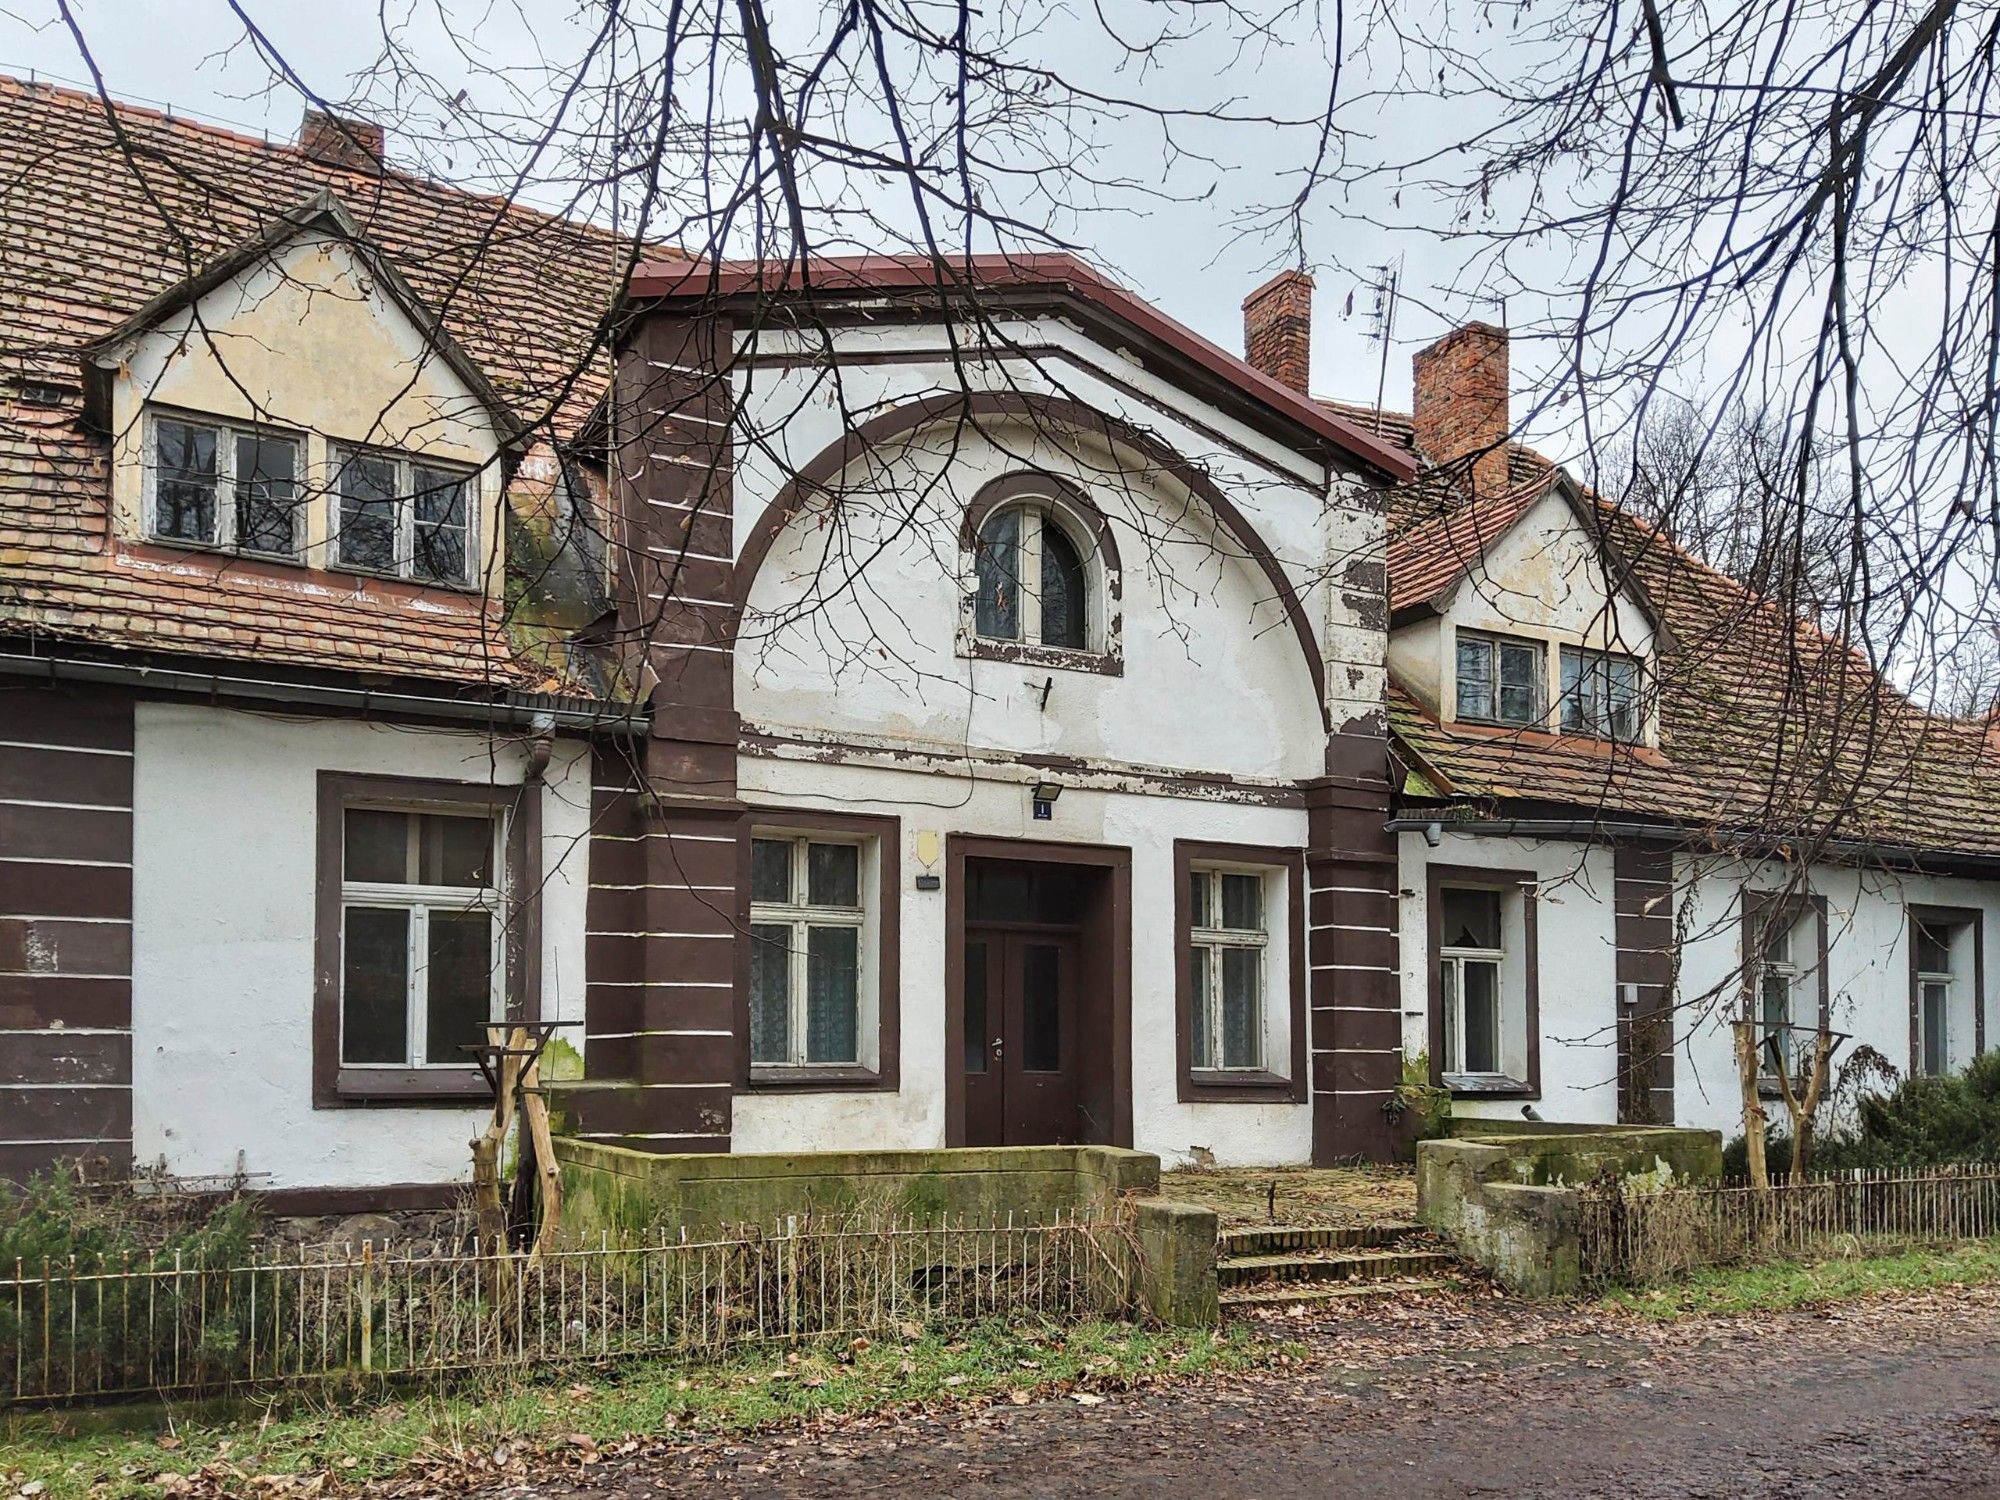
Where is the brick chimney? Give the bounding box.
[1412,322,1511,495]
[1242,270,1314,395]
[299,108,385,172]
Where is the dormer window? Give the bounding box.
[333,445,475,586]
[1455,631,1543,727]
[148,412,302,559]
[1560,646,1641,740]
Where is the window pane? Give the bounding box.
[974,507,1021,640]
[1219,872,1263,932]
[341,906,408,1064]
[1189,870,1211,930]
[964,941,989,1074]
[1039,518,1087,649]
[1221,946,1261,1069]
[1440,887,1502,950]
[805,925,859,1064]
[425,909,493,1065]
[345,808,409,883]
[1915,922,1951,975]
[1922,980,1950,1076]
[1021,941,1062,1072]
[1462,959,1500,1074]
[1607,657,1639,737]
[1760,969,1793,1074]
[1498,643,1540,724]
[337,451,399,571]
[750,839,792,904]
[1190,947,1212,1069]
[1455,638,1493,719]
[807,841,860,908]
[412,465,469,584]
[1559,649,1587,732]
[154,419,217,542]
[749,924,791,1063]
[418,813,493,888]
[235,433,298,556]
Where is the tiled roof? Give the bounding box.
[1333,397,2000,858]
[0,76,643,694]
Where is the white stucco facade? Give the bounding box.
[717,317,1367,1167]
[1396,826,2000,1141]
[130,703,591,1189]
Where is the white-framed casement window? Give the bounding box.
[1439,886,1506,1077]
[1188,866,1268,1071]
[1455,631,1544,727]
[339,805,503,1070]
[1914,919,1953,1078]
[146,409,304,558]
[1748,899,1820,1083]
[972,500,1093,651]
[1560,646,1641,740]
[748,833,870,1067]
[331,444,476,586]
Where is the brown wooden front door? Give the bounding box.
[961,926,1082,1146]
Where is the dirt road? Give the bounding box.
[524,1287,2000,1499]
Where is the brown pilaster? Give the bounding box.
[1305,756,1401,1164]
[573,308,739,1150]
[0,683,134,1183]
[1614,841,1677,1124]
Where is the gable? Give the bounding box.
[1443,488,1655,655]
[99,228,504,464]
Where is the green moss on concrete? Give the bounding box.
[1419,1125,1722,1297]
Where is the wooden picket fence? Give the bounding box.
[2,1209,1128,1405]
[1579,1162,2000,1287]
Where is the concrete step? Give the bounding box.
[1219,1277,1459,1312]
[1215,1247,1456,1288]
[1216,1221,1424,1258]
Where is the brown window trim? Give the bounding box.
[1741,888,1830,1098]
[736,807,901,1094]
[1426,863,1541,1100]
[1907,904,1985,1078]
[313,771,539,1109]
[1173,841,1308,1103]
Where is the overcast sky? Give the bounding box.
[0,1,1515,426]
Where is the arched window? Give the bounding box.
[972,499,1093,651]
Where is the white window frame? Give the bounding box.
[1439,888,1508,1080]
[748,832,871,1069]
[1454,630,1545,727]
[1559,645,1642,740]
[970,498,1097,651]
[1189,865,1270,1073]
[329,442,478,587]
[143,407,304,558]
[338,803,506,1071]
[1750,901,1818,1083]
[1914,918,1955,1078]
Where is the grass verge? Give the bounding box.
[1603,1239,2000,1319]
[2,1319,1263,1499]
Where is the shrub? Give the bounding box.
[1724,1050,2000,1174]
[0,1172,267,1398]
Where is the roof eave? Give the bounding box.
[623,255,1418,483]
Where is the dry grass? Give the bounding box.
[1160,1166,1417,1228]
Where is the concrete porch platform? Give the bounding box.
[1160,1165,1417,1230]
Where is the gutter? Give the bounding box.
[1384,815,2000,876]
[0,649,648,736]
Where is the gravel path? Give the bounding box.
[517,1285,2000,1499]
